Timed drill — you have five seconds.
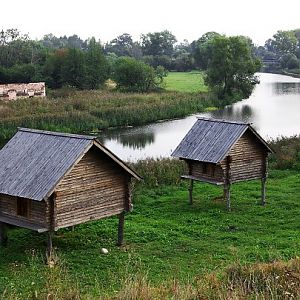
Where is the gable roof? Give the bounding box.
[0,128,141,201]
[171,117,273,163]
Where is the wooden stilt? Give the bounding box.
[225,156,232,211]
[188,179,194,205]
[226,184,231,211]
[117,211,125,246]
[47,231,53,258]
[0,222,8,247]
[261,177,266,206]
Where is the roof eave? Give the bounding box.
[93,140,142,181]
[247,126,275,153]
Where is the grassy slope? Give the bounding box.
[165,71,208,93]
[0,168,299,298]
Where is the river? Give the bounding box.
[100,73,300,161]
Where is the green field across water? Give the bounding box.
[165,71,208,93]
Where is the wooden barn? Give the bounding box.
[0,128,141,253]
[172,118,274,210]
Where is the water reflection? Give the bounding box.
[274,82,300,95]
[209,105,254,123]
[100,73,300,161]
[102,129,155,149]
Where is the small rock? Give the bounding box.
[100,248,109,255]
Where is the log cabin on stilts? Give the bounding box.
[0,128,141,256]
[172,118,274,210]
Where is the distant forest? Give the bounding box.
[1,28,300,89]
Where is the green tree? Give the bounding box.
[105,33,142,58]
[84,38,109,89]
[0,29,46,68]
[205,35,261,99]
[43,49,68,88]
[61,48,86,89]
[141,30,177,56]
[280,53,300,70]
[269,30,298,57]
[193,32,221,70]
[112,57,163,92]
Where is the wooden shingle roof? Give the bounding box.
[171,117,273,163]
[0,128,141,201]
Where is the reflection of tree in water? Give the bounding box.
[118,132,155,149]
[274,82,300,95]
[209,105,253,123]
[99,130,155,150]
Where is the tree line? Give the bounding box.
[255,29,300,73]
[2,28,298,98]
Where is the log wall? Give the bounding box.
[0,194,46,226]
[221,131,267,183]
[54,147,130,229]
[188,160,224,182]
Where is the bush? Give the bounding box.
[112,57,163,92]
[131,158,187,187]
[269,136,300,170]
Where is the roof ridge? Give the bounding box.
[196,117,251,126]
[18,128,96,140]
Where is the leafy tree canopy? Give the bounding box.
[141,30,177,56]
[205,35,261,100]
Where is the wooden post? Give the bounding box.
[47,193,55,258]
[225,156,232,211]
[117,211,125,246]
[188,179,194,205]
[47,231,53,257]
[225,184,231,211]
[0,222,8,247]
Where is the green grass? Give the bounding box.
[165,71,208,93]
[0,164,299,298]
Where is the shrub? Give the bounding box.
[112,57,162,92]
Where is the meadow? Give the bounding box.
[0,150,300,299]
[1,74,300,299]
[164,71,208,93]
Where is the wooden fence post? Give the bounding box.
[0,222,8,247]
[117,211,125,246]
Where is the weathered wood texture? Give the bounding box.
[54,147,130,229]
[220,131,267,183]
[0,194,46,226]
[0,222,8,246]
[188,160,224,182]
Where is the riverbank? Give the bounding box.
[1,136,300,299]
[0,88,229,145]
[282,70,300,78]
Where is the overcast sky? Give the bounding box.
[1,0,299,45]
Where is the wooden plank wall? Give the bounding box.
[221,131,267,183]
[54,147,129,229]
[189,160,224,182]
[0,194,46,226]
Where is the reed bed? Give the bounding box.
[0,89,215,143]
